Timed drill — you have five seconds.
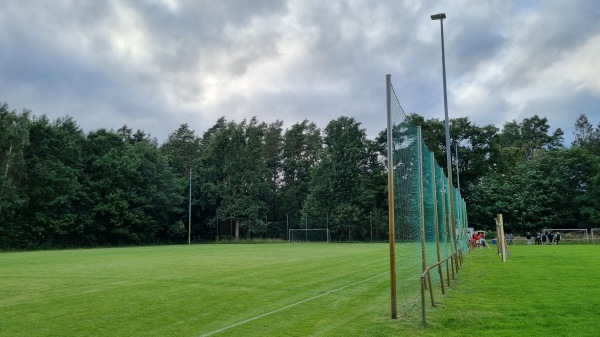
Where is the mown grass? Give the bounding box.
[420,244,600,337]
[1,243,598,336]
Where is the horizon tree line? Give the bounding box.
[1,101,599,249]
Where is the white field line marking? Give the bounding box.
[198,271,389,337]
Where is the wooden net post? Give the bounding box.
[496,214,507,262]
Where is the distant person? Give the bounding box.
[547,231,553,245]
[535,232,541,245]
[541,232,547,245]
[555,232,561,245]
[526,232,532,245]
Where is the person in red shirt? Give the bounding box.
[472,233,480,247]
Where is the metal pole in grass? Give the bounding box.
[431,12,460,261]
[386,74,398,319]
[370,211,372,242]
[188,166,192,245]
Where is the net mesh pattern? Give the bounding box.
[388,80,468,313]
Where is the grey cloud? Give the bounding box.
[499,1,600,89]
[1,0,599,144]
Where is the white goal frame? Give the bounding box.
[591,228,600,244]
[289,228,331,243]
[542,228,589,244]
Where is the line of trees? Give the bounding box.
[1,101,600,249]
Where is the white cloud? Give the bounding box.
[558,34,600,94]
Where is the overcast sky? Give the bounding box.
[2,0,599,145]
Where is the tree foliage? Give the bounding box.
[198,117,270,240]
[303,117,383,239]
[0,98,598,249]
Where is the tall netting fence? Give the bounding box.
[387,75,468,320]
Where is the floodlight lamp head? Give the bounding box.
[431,13,446,20]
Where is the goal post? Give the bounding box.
[542,229,589,244]
[591,228,600,244]
[288,228,331,243]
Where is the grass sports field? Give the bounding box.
[1,243,599,336]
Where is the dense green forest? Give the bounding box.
[1,101,600,249]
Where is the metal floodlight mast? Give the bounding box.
[431,13,459,248]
